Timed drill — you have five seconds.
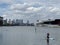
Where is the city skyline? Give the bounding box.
[0,0,60,23]
[3,18,34,26]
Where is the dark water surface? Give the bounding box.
[0,26,60,45]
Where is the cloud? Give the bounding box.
[50,7,60,12]
[0,0,14,4]
[1,1,60,23]
[27,7,43,12]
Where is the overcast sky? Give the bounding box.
[0,0,60,23]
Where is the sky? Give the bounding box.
[0,0,60,23]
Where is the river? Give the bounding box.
[0,26,60,45]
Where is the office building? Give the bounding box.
[16,19,23,25]
[3,19,7,25]
[0,16,3,26]
[8,19,12,24]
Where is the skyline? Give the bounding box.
[0,0,60,23]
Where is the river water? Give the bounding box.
[0,26,60,45]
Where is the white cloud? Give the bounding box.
[27,7,43,12]
[2,14,7,17]
[2,2,60,23]
[10,3,23,10]
[50,7,60,12]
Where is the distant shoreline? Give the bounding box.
[0,26,34,27]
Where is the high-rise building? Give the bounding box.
[0,16,3,26]
[16,19,23,25]
[16,19,20,24]
[19,19,23,25]
[19,19,23,24]
[12,19,16,24]
[3,19,7,25]
[8,19,12,24]
[27,20,29,24]
[26,20,30,26]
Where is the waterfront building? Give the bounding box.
[26,20,29,26]
[27,20,29,24]
[16,19,23,25]
[30,23,34,26]
[0,16,3,26]
[3,19,7,25]
[19,19,23,24]
[8,19,12,25]
[12,19,16,25]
